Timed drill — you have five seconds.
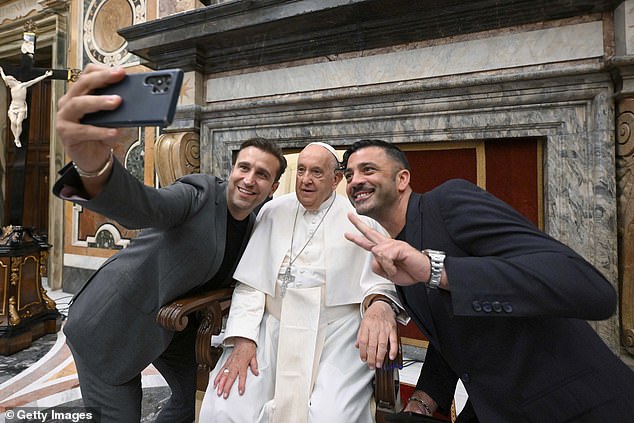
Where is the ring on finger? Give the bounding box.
[223,368,230,374]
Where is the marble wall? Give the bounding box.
[202,68,616,282]
[196,22,620,351]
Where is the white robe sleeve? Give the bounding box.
[223,282,266,346]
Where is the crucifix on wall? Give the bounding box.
[0,27,79,227]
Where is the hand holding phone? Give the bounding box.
[80,69,183,128]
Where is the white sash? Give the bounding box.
[271,286,322,423]
[266,270,357,423]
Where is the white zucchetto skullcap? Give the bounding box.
[306,142,339,161]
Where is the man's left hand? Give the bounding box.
[356,299,398,369]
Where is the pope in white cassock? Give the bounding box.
[199,142,406,423]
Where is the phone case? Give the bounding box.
[80,69,183,128]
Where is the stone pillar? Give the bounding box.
[617,92,634,356]
[613,0,634,359]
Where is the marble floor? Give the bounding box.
[0,333,58,386]
[0,287,170,422]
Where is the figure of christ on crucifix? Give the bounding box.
[0,27,78,227]
[0,66,52,147]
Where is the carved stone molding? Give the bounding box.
[120,0,621,73]
[38,0,71,13]
[617,97,634,356]
[155,131,200,186]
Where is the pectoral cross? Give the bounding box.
[280,267,295,297]
[0,25,79,227]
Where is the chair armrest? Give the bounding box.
[157,288,234,391]
[156,288,234,331]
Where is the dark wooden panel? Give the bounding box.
[406,148,478,192]
[485,139,540,227]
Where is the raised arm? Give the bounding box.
[433,179,616,320]
[55,64,127,198]
[22,70,53,88]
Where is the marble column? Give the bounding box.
[613,0,634,359]
[617,94,634,356]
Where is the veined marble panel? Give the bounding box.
[206,21,604,102]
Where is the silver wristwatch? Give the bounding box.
[422,249,446,289]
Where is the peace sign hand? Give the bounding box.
[345,212,429,286]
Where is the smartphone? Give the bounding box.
[80,69,183,128]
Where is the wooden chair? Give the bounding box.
[156,289,402,421]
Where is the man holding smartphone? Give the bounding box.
[53,64,287,422]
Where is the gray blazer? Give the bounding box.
[53,159,254,384]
